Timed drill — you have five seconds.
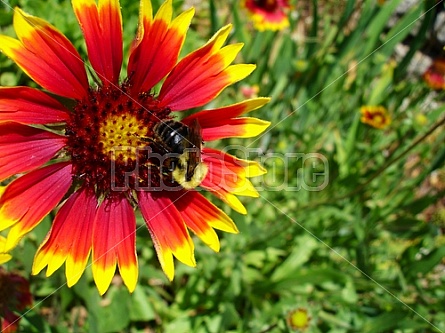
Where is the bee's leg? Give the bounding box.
[139,136,171,155]
[160,157,173,174]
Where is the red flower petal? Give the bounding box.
[0,122,66,182]
[0,9,88,99]
[138,191,195,280]
[32,188,95,288]
[158,25,255,111]
[203,117,271,141]
[183,98,269,124]
[0,87,69,124]
[92,196,138,295]
[73,0,123,85]
[203,147,267,177]
[0,162,72,251]
[199,181,247,215]
[202,149,260,197]
[199,148,267,214]
[128,0,194,92]
[182,98,270,140]
[171,190,238,252]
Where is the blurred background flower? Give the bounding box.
[241,0,290,31]
[360,105,392,129]
[423,58,445,90]
[286,307,311,331]
[241,84,260,98]
[0,268,33,333]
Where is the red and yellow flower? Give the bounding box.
[360,105,391,129]
[242,0,290,31]
[0,0,270,295]
[0,268,33,333]
[423,58,445,90]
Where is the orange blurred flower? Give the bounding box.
[423,58,445,90]
[242,0,290,31]
[360,105,391,129]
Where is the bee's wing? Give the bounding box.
[188,119,202,150]
[185,119,203,179]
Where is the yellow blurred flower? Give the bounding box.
[287,307,311,331]
[414,113,428,126]
[360,105,391,129]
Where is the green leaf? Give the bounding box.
[362,311,407,333]
[271,235,319,282]
[334,129,348,178]
[395,0,436,80]
[208,0,219,35]
[368,61,395,105]
[405,245,445,277]
[363,0,403,55]
[379,2,424,57]
[74,283,131,333]
[128,287,156,322]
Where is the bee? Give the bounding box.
[146,119,208,190]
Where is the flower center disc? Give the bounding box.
[65,83,171,195]
[256,0,278,11]
[98,113,143,161]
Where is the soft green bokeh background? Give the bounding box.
[1,0,445,332]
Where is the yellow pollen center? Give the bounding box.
[99,114,146,162]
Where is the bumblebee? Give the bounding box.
[148,119,208,190]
